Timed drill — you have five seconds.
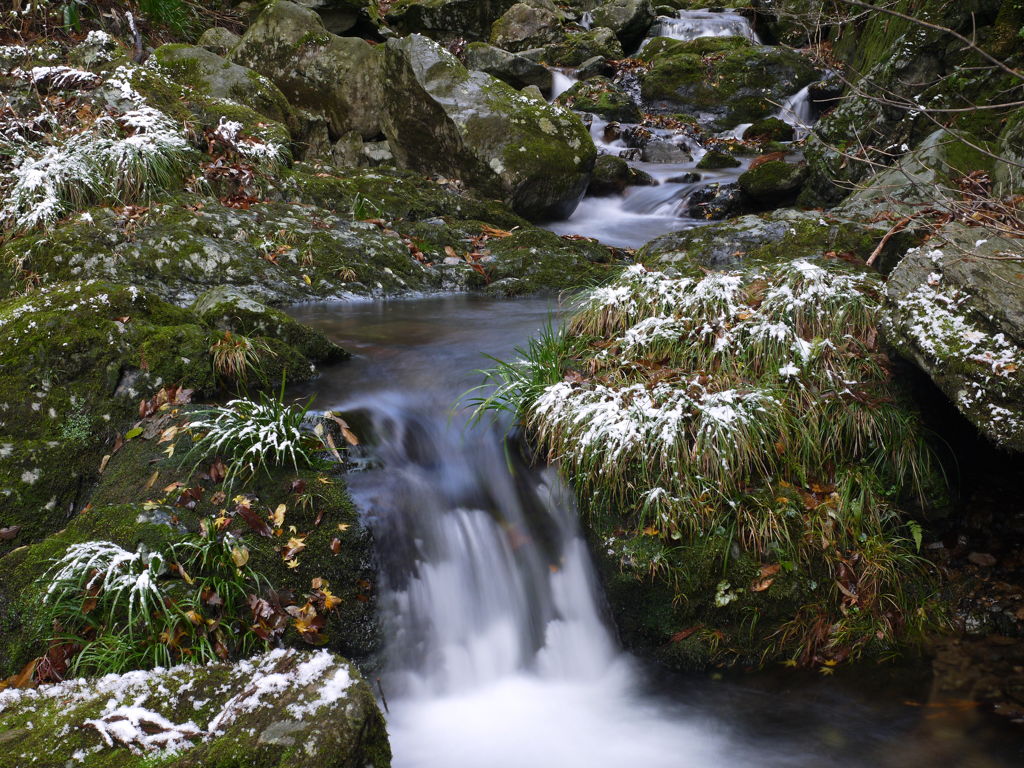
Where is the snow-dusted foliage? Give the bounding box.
[186,395,318,488]
[46,541,166,629]
[476,257,941,664]
[0,63,193,234]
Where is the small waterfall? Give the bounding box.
[777,85,814,139]
[579,10,594,30]
[549,69,578,101]
[645,9,761,46]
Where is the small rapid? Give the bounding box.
[541,9,818,248]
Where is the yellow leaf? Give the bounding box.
[143,470,159,490]
[271,504,286,528]
[231,545,250,567]
[642,526,659,536]
[321,588,342,611]
[285,536,307,554]
[164,443,175,458]
[286,558,300,569]
[185,610,203,625]
[337,523,350,533]
[302,274,312,285]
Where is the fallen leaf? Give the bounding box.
[271,504,286,528]
[98,454,111,474]
[0,526,22,541]
[143,470,160,490]
[237,503,273,537]
[231,545,250,567]
[330,538,341,555]
[0,659,37,691]
[670,625,702,643]
[968,552,997,567]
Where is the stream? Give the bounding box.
[541,9,817,249]
[289,296,1023,767]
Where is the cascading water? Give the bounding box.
[289,295,1022,768]
[645,8,761,46]
[776,85,814,140]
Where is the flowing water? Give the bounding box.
[540,10,827,247]
[289,296,1024,768]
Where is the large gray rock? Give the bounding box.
[556,76,641,123]
[385,0,519,40]
[882,224,1024,452]
[545,26,624,66]
[832,130,997,219]
[591,0,655,53]
[230,0,384,140]
[381,34,596,220]
[490,2,564,52]
[464,41,553,91]
[294,0,366,34]
[151,44,292,124]
[0,649,390,768]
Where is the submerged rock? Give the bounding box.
[882,224,1024,452]
[381,34,595,220]
[0,649,390,768]
[588,154,657,195]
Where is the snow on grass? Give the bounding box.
[0,63,193,234]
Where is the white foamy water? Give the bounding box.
[777,85,814,139]
[644,9,761,48]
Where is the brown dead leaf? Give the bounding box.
[0,525,22,541]
[670,625,702,643]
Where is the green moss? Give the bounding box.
[555,77,641,122]
[696,150,740,169]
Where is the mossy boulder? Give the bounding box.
[743,116,794,142]
[591,0,656,53]
[192,286,349,363]
[0,282,217,554]
[490,2,564,52]
[638,207,921,274]
[0,649,389,767]
[384,0,519,40]
[151,44,293,125]
[641,39,819,130]
[696,149,740,169]
[0,281,331,557]
[882,223,1024,452]
[556,76,641,122]
[829,129,998,218]
[737,159,806,203]
[544,26,625,66]
[588,154,657,195]
[0,198,439,306]
[230,0,384,141]
[197,26,242,56]
[464,41,554,91]
[381,34,596,220]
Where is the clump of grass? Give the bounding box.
[0,103,193,235]
[209,330,274,388]
[184,392,323,491]
[43,528,268,675]
[475,258,946,667]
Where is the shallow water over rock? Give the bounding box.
[289,296,1024,768]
